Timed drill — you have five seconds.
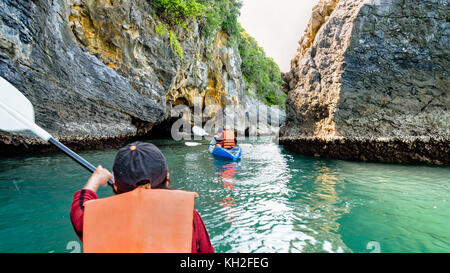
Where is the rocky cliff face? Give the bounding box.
[280,0,449,165]
[0,0,282,152]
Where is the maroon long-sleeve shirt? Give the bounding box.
[70,189,214,253]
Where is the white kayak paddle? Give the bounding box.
[187,126,212,147]
[184,142,210,147]
[192,126,210,137]
[0,76,113,186]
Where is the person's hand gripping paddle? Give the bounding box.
[0,76,114,187]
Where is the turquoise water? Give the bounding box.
[0,137,449,253]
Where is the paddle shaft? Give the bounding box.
[186,143,212,146]
[48,138,114,186]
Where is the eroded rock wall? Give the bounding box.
[1,0,166,143]
[0,0,268,152]
[280,0,450,165]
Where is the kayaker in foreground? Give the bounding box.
[214,126,237,149]
[70,141,214,253]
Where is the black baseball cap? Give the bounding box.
[112,142,168,193]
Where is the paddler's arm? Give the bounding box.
[70,166,112,241]
[192,210,215,253]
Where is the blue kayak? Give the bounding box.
[209,140,241,161]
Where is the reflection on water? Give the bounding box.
[0,137,449,253]
[289,162,349,253]
[214,160,239,224]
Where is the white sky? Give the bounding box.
[239,0,320,72]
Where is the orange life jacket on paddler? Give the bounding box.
[82,187,197,253]
[222,130,236,149]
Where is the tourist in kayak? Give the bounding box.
[70,142,214,253]
[214,126,237,149]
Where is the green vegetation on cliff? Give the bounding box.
[197,0,242,44]
[152,0,205,28]
[239,30,286,107]
[151,0,206,60]
[150,0,285,106]
[154,24,184,60]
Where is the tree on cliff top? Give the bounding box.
[197,0,243,44]
[151,0,206,29]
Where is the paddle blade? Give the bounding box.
[184,142,203,147]
[192,126,209,137]
[0,77,35,132]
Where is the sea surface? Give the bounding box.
[0,137,449,253]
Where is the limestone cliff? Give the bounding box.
[0,0,281,153]
[280,0,449,165]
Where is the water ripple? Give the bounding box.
[0,138,449,252]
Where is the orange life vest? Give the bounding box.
[222,130,236,149]
[83,187,197,253]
